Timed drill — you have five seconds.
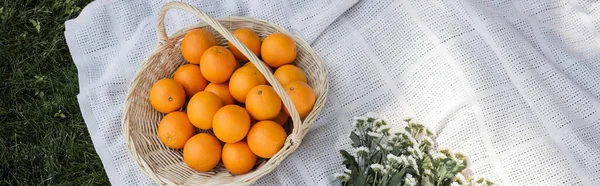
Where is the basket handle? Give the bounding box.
[157,2,303,137]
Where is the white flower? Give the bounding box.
[425,129,436,137]
[411,144,423,158]
[367,131,383,138]
[370,163,385,173]
[389,127,404,136]
[409,118,421,125]
[387,154,401,164]
[352,116,368,121]
[385,164,393,171]
[334,173,350,181]
[399,155,409,166]
[408,155,418,170]
[392,127,412,138]
[408,155,419,174]
[356,146,369,154]
[407,135,418,145]
[432,152,447,160]
[457,159,465,166]
[366,112,379,119]
[377,124,391,134]
[343,168,351,174]
[407,147,414,153]
[388,127,410,143]
[407,146,422,159]
[404,174,416,186]
[450,182,460,186]
[353,117,367,128]
[455,173,466,184]
[422,135,434,145]
[439,147,455,159]
[373,118,386,128]
[415,131,424,141]
[424,169,432,176]
[383,143,394,151]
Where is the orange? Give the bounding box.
[229,66,266,103]
[222,140,257,174]
[246,85,282,120]
[228,28,261,62]
[244,61,273,73]
[181,28,217,64]
[187,91,224,129]
[244,62,273,86]
[157,111,196,149]
[174,64,209,99]
[261,33,296,68]
[247,121,287,158]
[183,133,222,172]
[200,46,237,83]
[212,105,251,143]
[273,65,307,86]
[272,110,289,126]
[204,82,236,105]
[283,81,316,118]
[149,78,186,113]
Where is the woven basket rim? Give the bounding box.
[121,2,329,185]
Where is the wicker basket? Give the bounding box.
[121,2,328,186]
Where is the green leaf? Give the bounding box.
[375,143,387,154]
[340,149,362,185]
[353,169,367,186]
[477,177,485,183]
[421,176,435,186]
[365,134,372,148]
[340,150,358,169]
[444,159,457,171]
[422,155,433,170]
[405,167,419,176]
[437,167,447,185]
[369,149,382,164]
[387,169,405,186]
[453,163,467,173]
[350,132,361,147]
[425,129,434,136]
[392,145,403,155]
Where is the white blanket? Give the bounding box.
[65,0,600,185]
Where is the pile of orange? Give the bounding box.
[148,28,317,175]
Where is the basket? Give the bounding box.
[121,2,328,186]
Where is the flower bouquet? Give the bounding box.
[334,113,495,186]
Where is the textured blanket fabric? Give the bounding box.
[65,0,600,185]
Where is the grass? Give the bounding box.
[0,0,109,185]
